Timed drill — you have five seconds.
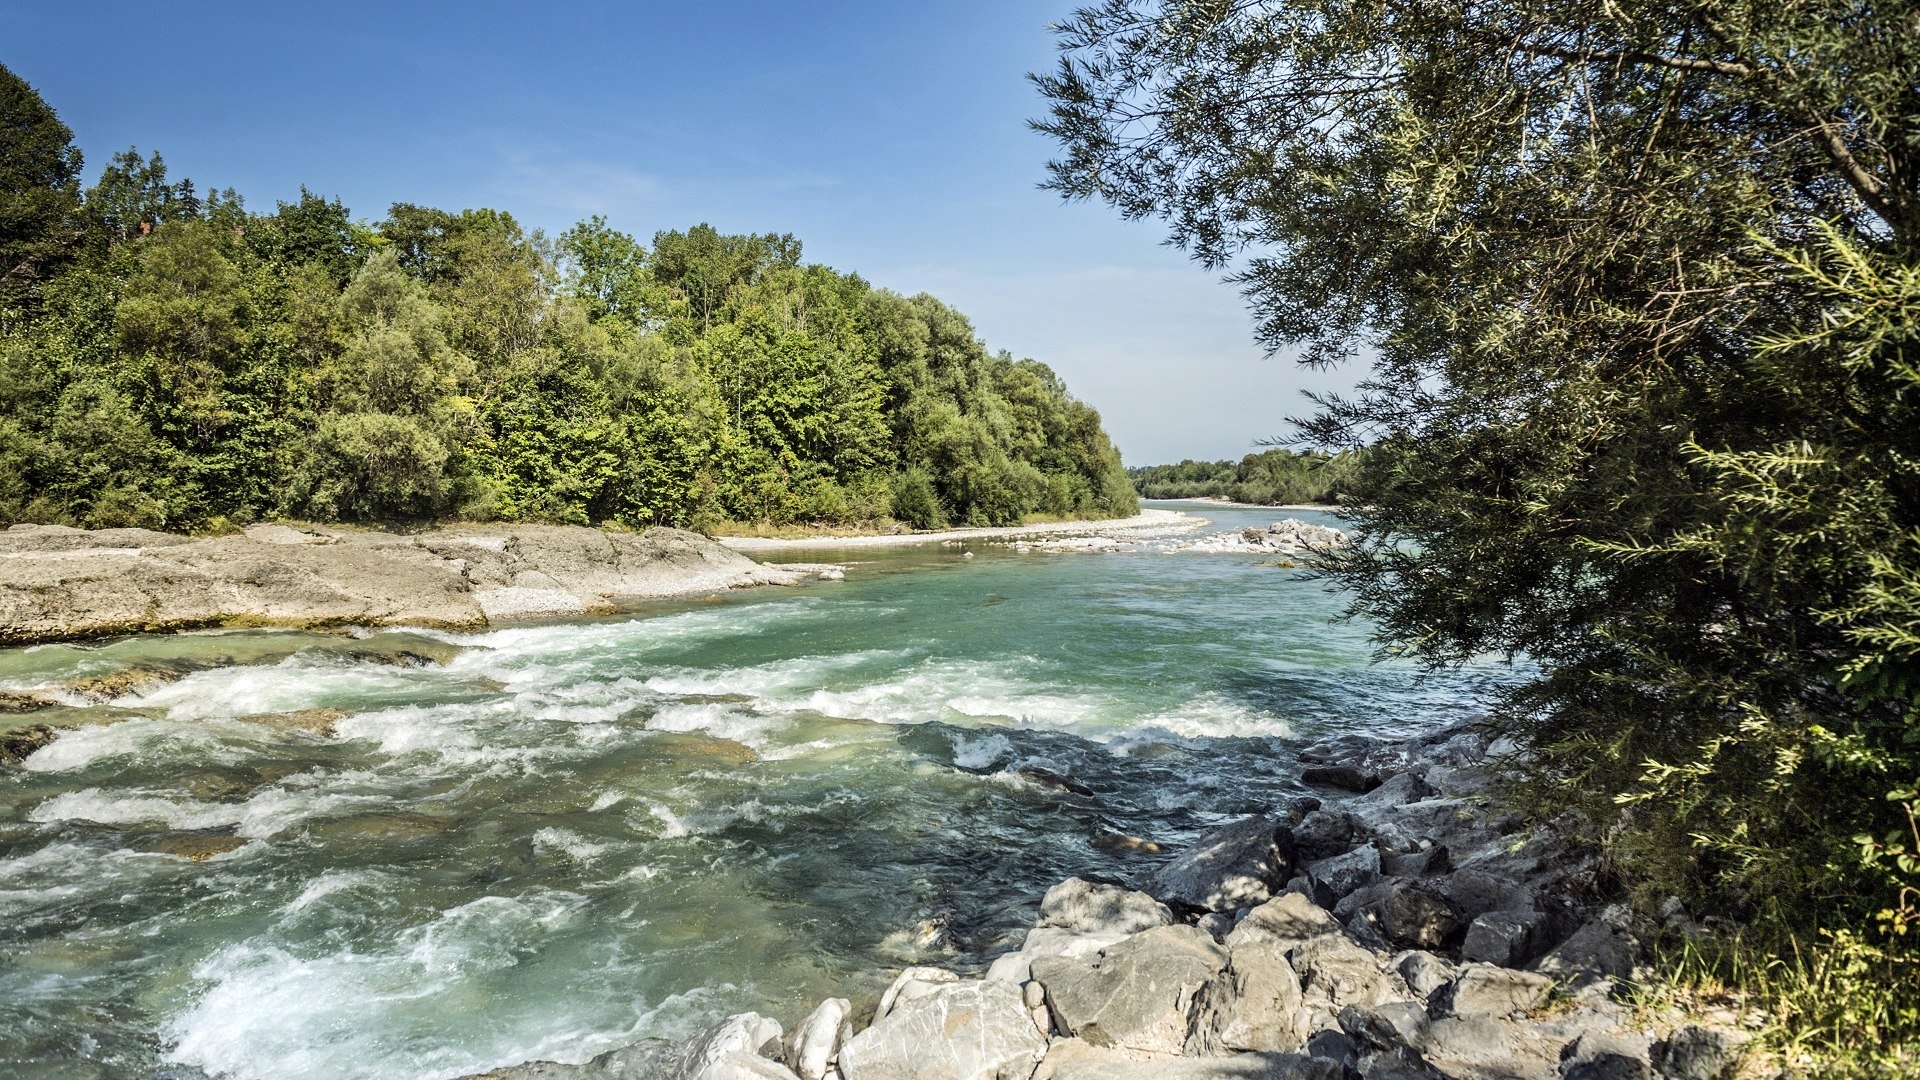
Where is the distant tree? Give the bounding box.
[86,149,198,247]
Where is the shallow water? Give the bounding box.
[0,504,1510,1079]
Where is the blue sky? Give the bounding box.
[5,0,1350,463]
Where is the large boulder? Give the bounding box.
[1145,816,1291,913]
[1225,892,1344,953]
[875,967,961,1021]
[1432,965,1554,1020]
[1462,911,1553,968]
[1290,934,1409,1034]
[1533,906,1637,989]
[1305,845,1382,909]
[1037,878,1173,936]
[836,980,1047,1080]
[983,926,1129,985]
[1187,943,1307,1054]
[1348,880,1465,951]
[1033,925,1228,1054]
[1289,810,1365,863]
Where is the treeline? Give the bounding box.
[0,66,1134,533]
[1128,448,1359,505]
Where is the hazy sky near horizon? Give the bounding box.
[5,0,1354,464]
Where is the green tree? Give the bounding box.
[1038,0,1919,994]
[0,63,83,313]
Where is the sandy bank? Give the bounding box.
[0,522,813,645]
[716,508,1204,553]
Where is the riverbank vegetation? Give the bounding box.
[0,67,1134,535]
[1040,0,1919,1069]
[1128,447,1360,505]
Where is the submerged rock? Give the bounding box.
[63,664,187,702]
[307,811,454,843]
[0,689,54,713]
[132,830,250,861]
[0,722,57,765]
[1016,765,1094,796]
[241,708,350,738]
[1092,831,1164,856]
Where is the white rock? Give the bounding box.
[679,1013,785,1080]
[837,980,1048,1080]
[785,998,852,1080]
[875,966,960,1020]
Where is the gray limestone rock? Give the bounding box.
[1227,892,1345,954]
[1146,816,1291,913]
[1037,877,1173,936]
[875,967,961,1021]
[1533,906,1637,988]
[1363,881,1467,951]
[1049,1053,1340,1080]
[1033,925,1228,1054]
[1393,951,1456,1001]
[1462,911,1554,968]
[983,926,1128,985]
[1559,1031,1653,1080]
[678,1014,785,1080]
[1338,1001,1430,1053]
[1307,845,1383,909]
[785,998,852,1080]
[1292,934,1410,1034]
[1432,965,1555,1020]
[836,981,1047,1080]
[1187,943,1308,1054]
[1651,1025,1751,1080]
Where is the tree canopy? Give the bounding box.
[1039,0,1920,1053]
[0,64,1135,535]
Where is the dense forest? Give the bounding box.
[1128,448,1358,505]
[0,67,1134,534]
[1041,0,1919,1066]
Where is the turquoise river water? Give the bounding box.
[0,503,1509,1079]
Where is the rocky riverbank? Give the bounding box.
[472,720,1761,1080]
[0,522,829,645]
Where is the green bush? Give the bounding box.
[284,412,450,522]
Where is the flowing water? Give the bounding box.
[0,504,1509,1080]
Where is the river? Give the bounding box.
[0,503,1509,1079]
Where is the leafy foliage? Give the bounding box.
[1129,448,1361,504]
[1038,0,1920,1061]
[0,64,1135,534]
